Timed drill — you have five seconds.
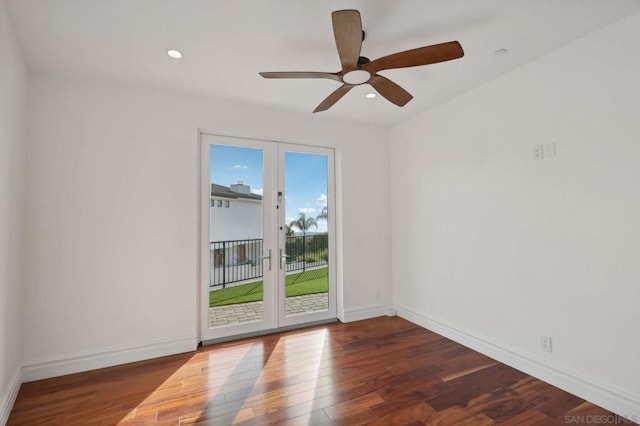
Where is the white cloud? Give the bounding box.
[251,188,263,196]
[232,164,248,169]
[316,194,327,206]
[298,207,316,215]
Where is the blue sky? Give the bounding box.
[210,145,328,233]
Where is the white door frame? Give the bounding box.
[277,143,337,327]
[199,134,337,342]
[200,134,277,341]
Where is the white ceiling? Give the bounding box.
[5,0,640,127]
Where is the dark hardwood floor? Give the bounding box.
[8,317,630,425]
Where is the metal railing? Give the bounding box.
[210,234,328,288]
[284,234,328,273]
[210,239,263,288]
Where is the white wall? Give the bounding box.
[390,12,640,418]
[20,72,392,380]
[0,0,26,421]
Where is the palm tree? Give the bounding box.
[289,213,317,271]
[284,223,295,236]
[289,212,317,236]
[316,206,328,222]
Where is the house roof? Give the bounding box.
[211,184,262,201]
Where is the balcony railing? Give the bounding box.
[210,234,328,288]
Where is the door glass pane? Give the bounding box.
[283,152,329,316]
[209,144,264,328]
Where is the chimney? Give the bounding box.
[230,181,250,194]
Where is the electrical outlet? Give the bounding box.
[540,335,552,353]
[533,144,543,161]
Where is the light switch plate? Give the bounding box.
[544,142,557,158]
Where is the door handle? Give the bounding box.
[260,249,272,270]
[279,249,289,270]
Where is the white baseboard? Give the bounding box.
[0,366,22,425]
[22,335,197,383]
[397,306,640,422]
[343,304,392,323]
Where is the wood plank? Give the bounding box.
[323,392,386,420]
[370,401,435,425]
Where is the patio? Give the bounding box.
[209,292,328,327]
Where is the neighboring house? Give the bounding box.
[210,182,262,269]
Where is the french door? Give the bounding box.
[200,134,336,341]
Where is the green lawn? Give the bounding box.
[210,267,328,307]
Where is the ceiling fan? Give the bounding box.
[259,9,464,113]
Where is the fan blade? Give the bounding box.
[332,10,363,71]
[364,41,464,73]
[259,71,341,82]
[313,84,353,113]
[368,75,413,107]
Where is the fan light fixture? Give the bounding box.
[366,93,376,99]
[259,9,465,112]
[343,70,371,85]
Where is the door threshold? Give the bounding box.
[200,318,339,346]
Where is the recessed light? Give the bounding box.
[365,93,376,99]
[494,48,508,56]
[167,49,183,59]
